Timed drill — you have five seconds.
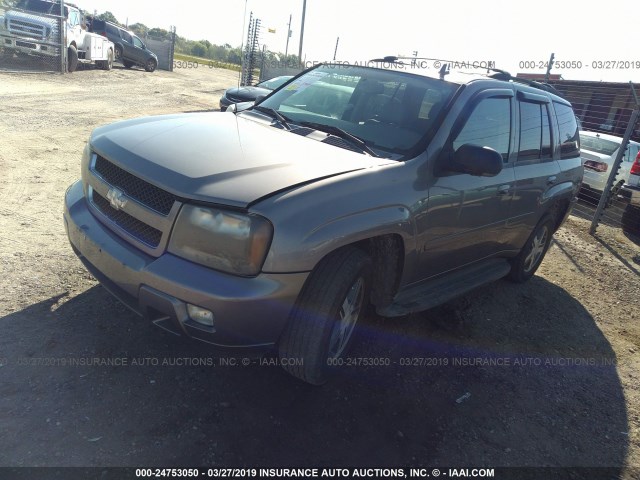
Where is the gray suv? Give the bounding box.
[64,62,583,384]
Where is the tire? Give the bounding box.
[278,247,372,385]
[507,215,554,283]
[622,205,640,235]
[145,58,157,72]
[114,45,122,62]
[123,60,134,69]
[101,49,113,70]
[67,45,78,73]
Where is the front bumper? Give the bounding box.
[1,34,58,57]
[64,180,308,349]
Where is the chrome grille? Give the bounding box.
[91,191,163,248]
[94,155,176,215]
[8,20,47,39]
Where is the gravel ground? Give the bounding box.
[0,64,639,478]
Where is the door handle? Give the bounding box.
[497,184,511,195]
[547,176,557,185]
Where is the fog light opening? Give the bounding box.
[187,304,215,327]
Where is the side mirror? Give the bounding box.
[449,144,503,177]
[226,103,238,113]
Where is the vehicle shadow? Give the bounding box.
[0,279,628,471]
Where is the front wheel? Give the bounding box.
[278,247,372,385]
[507,215,554,283]
[145,58,157,72]
[67,45,78,72]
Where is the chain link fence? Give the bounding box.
[545,80,640,238]
[0,0,65,72]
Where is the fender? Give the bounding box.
[261,205,415,273]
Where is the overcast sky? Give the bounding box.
[72,0,640,82]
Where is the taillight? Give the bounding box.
[631,152,640,175]
[584,160,609,173]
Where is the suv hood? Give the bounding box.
[90,112,394,208]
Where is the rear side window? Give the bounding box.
[554,102,580,159]
[106,24,119,36]
[518,101,553,162]
[453,97,511,160]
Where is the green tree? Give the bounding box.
[96,11,120,25]
[129,22,148,37]
[148,27,169,40]
[191,42,207,58]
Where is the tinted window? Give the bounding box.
[518,102,542,161]
[554,102,580,159]
[454,97,511,160]
[541,105,552,158]
[121,30,132,43]
[106,24,119,36]
[518,101,553,161]
[17,0,62,15]
[133,36,143,48]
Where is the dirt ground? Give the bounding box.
[1,64,640,477]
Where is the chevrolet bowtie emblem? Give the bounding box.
[106,187,127,211]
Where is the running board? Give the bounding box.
[377,258,512,317]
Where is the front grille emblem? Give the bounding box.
[106,187,127,211]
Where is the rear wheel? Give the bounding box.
[622,205,640,235]
[67,45,78,72]
[114,45,122,61]
[278,247,372,385]
[507,215,554,283]
[101,48,113,70]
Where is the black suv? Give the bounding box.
[89,18,158,72]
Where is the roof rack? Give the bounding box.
[487,68,563,97]
[368,56,566,97]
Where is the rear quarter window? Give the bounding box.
[554,102,580,159]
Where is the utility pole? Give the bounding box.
[285,14,292,58]
[544,52,555,82]
[298,0,306,67]
[333,37,339,61]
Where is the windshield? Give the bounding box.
[16,0,63,15]
[579,134,619,156]
[254,64,458,158]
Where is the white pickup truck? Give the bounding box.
[0,0,114,72]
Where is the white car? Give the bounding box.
[580,131,640,193]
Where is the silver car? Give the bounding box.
[64,63,583,384]
[580,131,640,193]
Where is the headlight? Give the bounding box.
[168,205,273,276]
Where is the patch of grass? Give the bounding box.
[173,53,243,73]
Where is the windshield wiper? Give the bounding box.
[252,105,292,130]
[297,121,379,157]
